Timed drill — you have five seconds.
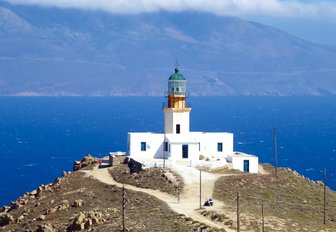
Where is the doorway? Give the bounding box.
[243,160,250,172]
[182,145,188,159]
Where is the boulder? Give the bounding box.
[0,213,14,226]
[73,154,98,171]
[73,161,81,171]
[47,207,57,214]
[72,199,85,208]
[30,190,38,196]
[16,215,24,223]
[36,215,46,221]
[68,212,86,231]
[36,223,55,232]
[84,218,93,229]
[58,200,69,211]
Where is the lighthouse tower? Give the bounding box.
[163,68,191,134]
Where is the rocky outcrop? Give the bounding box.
[0,213,14,226]
[36,223,55,232]
[73,155,98,171]
[72,199,85,208]
[67,211,106,231]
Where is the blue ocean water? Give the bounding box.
[1,97,336,206]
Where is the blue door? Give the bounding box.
[182,145,188,159]
[243,160,250,172]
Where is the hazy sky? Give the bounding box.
[4,0,336,44]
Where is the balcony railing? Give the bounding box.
[164,91,189,98]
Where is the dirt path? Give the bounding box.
[82,165,235,231]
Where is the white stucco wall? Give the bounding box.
[228,153,259,173]
[198,132,233,159]
[169,142,199,160]
[164,109,190,134]
[128,133,164,159]
[128,131,238,163]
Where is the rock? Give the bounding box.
[76,212,86,224]
[47,207,57,214]
[73,161,81,171]
[91,216,100,225]
[36,215,46,221]
[0,206,9,213]
[10,202,22,210]
[73,154,98,171]
[35,202,41,207]
[84,218,92,229]
[36,224,55,232]
[16,215,24,223]
[30,190,38,196]
[68,212,86,231]
[82,154,96,164]
[62,171,68,177]
[0,213,14,226]
[72,199,85,208]
[18,198,28,205]
[58,200,70,210]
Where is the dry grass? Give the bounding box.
[109,163,184,195]
[213,165,336,231]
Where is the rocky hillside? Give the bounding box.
[213,164,336,231]
[1,157,336,231]
[1,2,336,96]
[0,158,213,232]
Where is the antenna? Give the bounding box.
[174,57,180,69]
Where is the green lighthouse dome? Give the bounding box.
[167,68,187,96]
[168,68,186,81]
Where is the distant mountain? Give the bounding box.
[1,3,336,96]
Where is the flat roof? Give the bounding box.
[231,152,258,158]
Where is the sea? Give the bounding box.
[1,96,336,206]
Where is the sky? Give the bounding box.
[4,0,336,44]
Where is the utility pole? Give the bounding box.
[122,185,126,232]
[199,170,202,209]
[261,202,265,232]
[324,168,327,225]
[237,189,240,232]
[274,128,278,175]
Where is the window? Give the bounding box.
[176,124,180,134]
[217,142,223,152]
[141,142,146,151]
[164,142,168,152]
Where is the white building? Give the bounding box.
[127,68,259,173]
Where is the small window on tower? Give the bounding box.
[176,87,180,92]
[141,142,146,151]
[176,124,181,134]
[217,143,223,152]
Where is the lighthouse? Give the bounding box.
[163,68,191,134]
[127,67,259,173]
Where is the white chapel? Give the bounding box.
[127,68,259,173]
